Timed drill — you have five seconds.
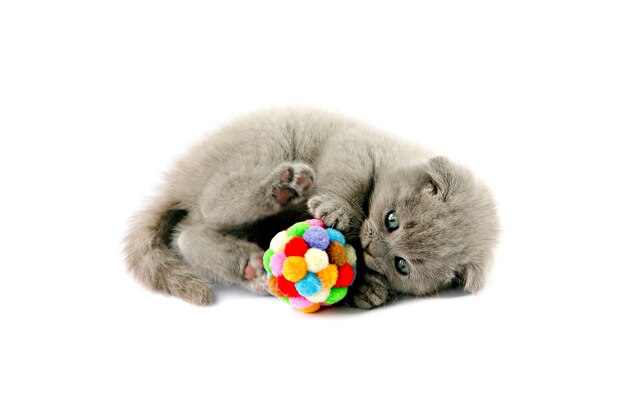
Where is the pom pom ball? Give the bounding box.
[263,219,357,313]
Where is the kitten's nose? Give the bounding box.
[365,241,386,258]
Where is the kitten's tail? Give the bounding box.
[123,196,213,305]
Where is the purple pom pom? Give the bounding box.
[302,226,329,250]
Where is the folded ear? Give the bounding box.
[425,156,463,200]
[458,262,485,293]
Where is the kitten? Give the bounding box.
[124,108,499,308]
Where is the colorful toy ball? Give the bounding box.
[263,219,357,313]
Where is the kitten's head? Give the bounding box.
[361,156,499,296]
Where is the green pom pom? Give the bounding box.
[281,297,290,303]
[325,287,348,305]
[286,221,310,237]
[263,249,275,273]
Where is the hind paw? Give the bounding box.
[242,253,269,294]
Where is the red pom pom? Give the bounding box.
[277,275,300,297]
[335,264,355,287]
[284,236,309,257]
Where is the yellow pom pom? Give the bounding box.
[282,256,307,282]
[298,303,321,313]
[304,248,329,273]
[305,287,331,303]
[269,230,290,252]
[316,264,338,288]
[345,244,357,265]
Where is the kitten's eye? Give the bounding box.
[395,257,409,275]
[385,210,399,232]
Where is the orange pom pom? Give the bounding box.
[282,256,308,282]
[317,264,338,288]
[298,303,321,313]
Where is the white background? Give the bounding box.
[1,1,625,416]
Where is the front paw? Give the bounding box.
[307,195,353,232]
[270,163,315,206]
[346,272,390,309]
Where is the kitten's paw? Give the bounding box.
[270,163,315,206]
[352,283,389,309]
[242,253,269,294]
[307,195,352,232]
[345,272,390,309]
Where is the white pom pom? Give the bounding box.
[345,244,357,265]
[306,287,331,303]
[304,248,329,273]
[270,231,289,252]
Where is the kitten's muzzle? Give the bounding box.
[364,240,387,258]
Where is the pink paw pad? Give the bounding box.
[244,257,263,280]
[295,174,313,191]
[274,188,294,205]
[280,170,292,182]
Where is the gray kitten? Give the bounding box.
[124,108,499,309]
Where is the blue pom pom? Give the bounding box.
[295,272,322,297]
[326,228,346,245]
[302,226,329,250]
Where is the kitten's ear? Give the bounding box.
[425,156,461,199]
[458,262,486,293]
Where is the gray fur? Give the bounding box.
[124,108,499,308]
